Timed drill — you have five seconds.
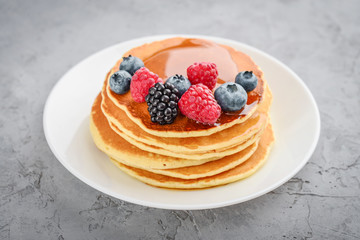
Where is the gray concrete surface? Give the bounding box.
[1,0,360,239]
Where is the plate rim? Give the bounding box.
[43,34,321,210]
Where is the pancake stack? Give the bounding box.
[90,37,274,189]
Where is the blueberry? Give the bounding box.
[214,82,247,111]
[109,70,132,94]
[165,74,191,97]
[119,55,144,75]
[235,71,258,92]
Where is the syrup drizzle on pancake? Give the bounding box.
[107,38,265,134]
[143,38,238,84]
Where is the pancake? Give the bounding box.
[90,94,222,169]
[106,37,265,138]
[89,37,274,190]
[108,119,265,160]
[111,140,259,179]
[91,93,270,167]
[110,123,274,189]
[101,76,272,154]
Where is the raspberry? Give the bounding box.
[130,67,163,102]
[178,84,221,124]
[187,62,218,90]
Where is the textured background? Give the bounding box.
[1,0,360,239]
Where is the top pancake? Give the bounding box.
[106,37,265,137]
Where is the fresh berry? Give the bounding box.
[145,82,179,125]
[214,82,247,111]
[178,84,221,124]
[187,62,218,90]
[130,67,162,102]
[120,55,144,75]
[165,74,191,97]
[235,71,258,92]
[109,70,132,94]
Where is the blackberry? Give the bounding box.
[145,82,179,125]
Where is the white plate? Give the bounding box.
[43,35,320,210]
